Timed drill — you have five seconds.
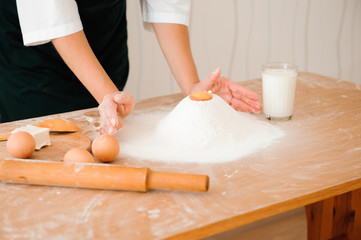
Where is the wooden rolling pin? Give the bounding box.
[0,159,209,192]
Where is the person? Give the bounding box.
[0,0,262,135]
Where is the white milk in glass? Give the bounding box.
[262,63,297,120]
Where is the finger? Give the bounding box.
[227,81,262,112]
[103,119,117,135]
[216,78,232,103]
[101,117,117,136]
[117,116,124,129]
[113,92,124,103]
[247,99,263,111]
[114,92,135,118]
[194,67,222,92]
[104,128,116,136]
[211,72,223,93]
[107,99,119,128]
[100,128,105,135]
[98,96,119,136]
[114,93,126,114]
[228,81,259,100]
[209,67,221,82]
[238,94,263,111]
[231,97,260,113]
[114,92,134,106]
[97,105,108,130]
[206,67,221,91]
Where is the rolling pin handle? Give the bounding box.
[148,171,209,192]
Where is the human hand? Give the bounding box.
[190,68,262,112]
[98,92,135,136]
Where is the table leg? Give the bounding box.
[305,188,361,240]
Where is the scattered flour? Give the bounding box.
[117,94,284,163]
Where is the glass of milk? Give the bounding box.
[262,63,298,121]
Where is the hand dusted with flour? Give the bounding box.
[117,94,284,163]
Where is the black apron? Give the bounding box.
[0,0,129,123]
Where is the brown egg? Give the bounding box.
[63,148,95,163]
[7,131,35,158]
[91,135,119,162]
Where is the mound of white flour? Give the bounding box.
[117,94,284,163]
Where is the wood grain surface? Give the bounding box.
[0,131,91,161]
[0,72,360,240]
[306,188,361,240]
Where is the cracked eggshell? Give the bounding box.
[36,118,79,132]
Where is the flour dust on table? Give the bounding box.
[117,94,285,163]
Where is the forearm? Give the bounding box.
[152,23,199,96]
[52,31,118,103]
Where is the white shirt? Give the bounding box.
[16,0,191,46]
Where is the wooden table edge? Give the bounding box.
[166,179,361,240]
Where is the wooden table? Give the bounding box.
[0,72,360,240]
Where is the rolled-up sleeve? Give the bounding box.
[16,0,83,46]
[140,0,191,28]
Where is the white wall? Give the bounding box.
[125,0,361,101]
